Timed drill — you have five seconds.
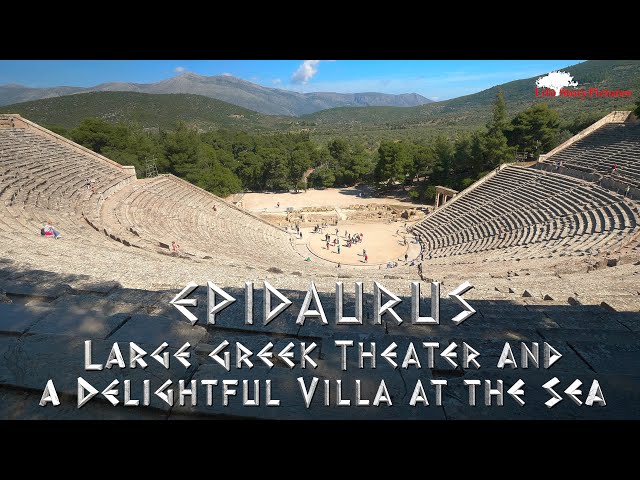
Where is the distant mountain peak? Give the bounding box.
[176,71,205,80]
[0,73,433,116]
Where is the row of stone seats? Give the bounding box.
[413,166,639,263]
[0,122,316,273]
[0,128,132,211]
[543,123,640,185]
[98,175,304,269]
[0,126,134,248]
[0,119,343,278]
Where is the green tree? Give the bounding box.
[70,118,115,152]
[424,185,437,202]
[308,166,335,189]
[295,180,307,192]
[45,124,69,138]
[162,121,200,177]
[375,141,412,186]
[236,151,263,191]
[561,111,602,135]
[508,104,560,154]
[408,189,421,201]
[288,148,311,190]
[186,143,242,197]
[327,138,349,162]
[347,143,375,182]
[430,135,455,186]
[411,144,434,181]
[258,147,289,191]
[196,166,242,197]
[452,132,474,185]
[483,90,513,169]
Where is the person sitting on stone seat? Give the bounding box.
[171,241,180,253]
[42,221,61,239]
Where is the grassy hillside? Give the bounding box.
[300,60,640,142]
[0,91,289,131]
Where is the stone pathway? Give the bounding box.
[335,207,347,221]
[0,262,637,420]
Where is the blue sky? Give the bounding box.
[0,60,583,101]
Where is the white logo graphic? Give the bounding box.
[535,71,578,96]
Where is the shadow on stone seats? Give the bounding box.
[0,263,638,420]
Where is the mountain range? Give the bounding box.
[1,60,637,140]
[0,72,432,116]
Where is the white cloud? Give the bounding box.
[281,67,569,100]
[291,60,321,84]
[221,72,233,77]
[174,66,186,73]
[272,78,282,85]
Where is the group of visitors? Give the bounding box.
[386,253,410,269]
[319,227,368,262]
[346,232,364,247]
[313,222,329,234]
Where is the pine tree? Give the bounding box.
[487,90,508,136]
[508,104,560,154]
[483,90,513,169]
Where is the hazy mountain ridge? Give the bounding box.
[0,72,432,116]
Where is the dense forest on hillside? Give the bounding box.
[0,92,285,131]
[50,94,632,200]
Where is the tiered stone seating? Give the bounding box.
[99,174,300,268]
[0,126,134,246]
[1,114,639,421]
[543,123,640,185]
[0,115,324,275]
[414,165,639,263]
